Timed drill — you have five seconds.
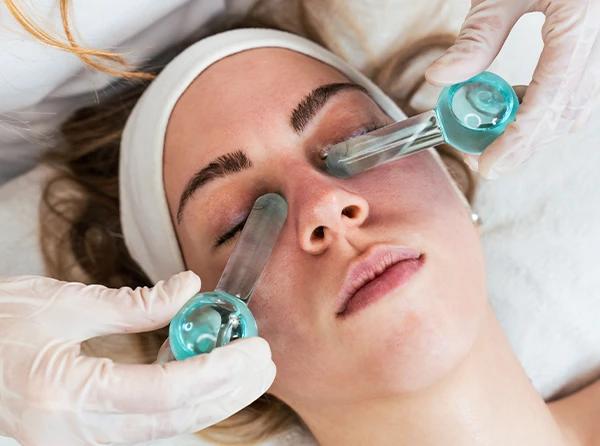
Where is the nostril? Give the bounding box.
[342,205,359,219]
[312,226,325,240]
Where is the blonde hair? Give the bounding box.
[24,1,472,444]
[4,0,153,79]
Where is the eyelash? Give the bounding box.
[215,122,386,247]
[215,217,247,247]
[320,121,386,160]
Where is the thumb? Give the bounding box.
[425,4,524,86]
[83,271,201,338]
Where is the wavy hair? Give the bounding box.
[8,0,475,443]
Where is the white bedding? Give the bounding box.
[1,111,598,446]
[477,109,600,400]
[0,6,598,446]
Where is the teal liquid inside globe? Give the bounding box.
[169,291,257,360]
[436,71,519,154]
[451,81,508,129]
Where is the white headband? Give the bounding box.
[120,28,457,284]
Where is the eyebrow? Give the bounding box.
[290,82,370,134]
[177,150,252,224]
[177,82,370,224]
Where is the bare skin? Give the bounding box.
[161,48,597,446]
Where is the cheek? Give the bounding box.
[249,269,316,352]
[248,247,339,401]
[198,152,485,405]
[354,152,464,221]
[388,229,486,392]
[248,241,299,327]
[328,229,486,399]
[365,199,486,395]
[281,153,486,399]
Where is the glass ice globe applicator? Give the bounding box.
[157,193,287,362]
[326,71,519,178]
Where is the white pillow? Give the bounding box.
[1,118,599,446]
[0,165,49,278]
[475,109,600,400]
[0,167,319,446]
[0,9,596,444]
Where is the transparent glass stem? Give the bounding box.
[215,193,288,303]
[157,194,287,363]
[326,110,445,178]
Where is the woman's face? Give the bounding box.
[163,48,487,410]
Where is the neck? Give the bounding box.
[296,305,567,446]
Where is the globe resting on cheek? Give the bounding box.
[157,194,288,362]
[326,71,519,178]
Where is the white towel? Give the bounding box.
[0,4,597,445]
[476,108,600,400]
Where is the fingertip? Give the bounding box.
[176,337,273,372]
[425,56,468,86]
[170,338,275,397]
[180,270,202,290]
[173,270,201,286]
[151,341,277,414]
[476,142,501,179]
[162,270,201,297]
[477,119,528,179]
[259,360,277,392]
[424,48,489,86]
[425,63,482,87]
[225,337,272,363]
[478,145,519,180]
[232,359,277,401]
[463,154,480,172]
[424,61,454,87]
[478,154,501,180]
[481,168,500,180]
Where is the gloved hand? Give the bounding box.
[426,0,600,179]
[0,272,275,446]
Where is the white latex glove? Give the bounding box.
[426,0,600,179]
[0,272,276,446]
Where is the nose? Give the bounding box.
[287,168,369,255]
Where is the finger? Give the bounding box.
[79,337,274,414]
[472,84,525,179]
[479,4,597,177]
[425,2,525,86]
[564,37,600,133]
[86,362,276,444]
[1,272,199,339]
[463,153,480,172]
[459,82,526,177]
[0,275,60,316]
[79,270,201,338]
[155,338,176,365]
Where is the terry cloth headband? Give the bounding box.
[120,28,465,283]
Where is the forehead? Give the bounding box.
[166,47,350,136]
[163,48,353,212]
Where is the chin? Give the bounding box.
[347,285,485,396]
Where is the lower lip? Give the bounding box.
[340,257,424,317]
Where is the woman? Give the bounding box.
[1,1,598,445]
[36,19,600,446]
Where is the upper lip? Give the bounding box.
[336,245,421,314]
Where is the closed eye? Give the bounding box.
[319,121,387,161]
[215,216,248,247]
